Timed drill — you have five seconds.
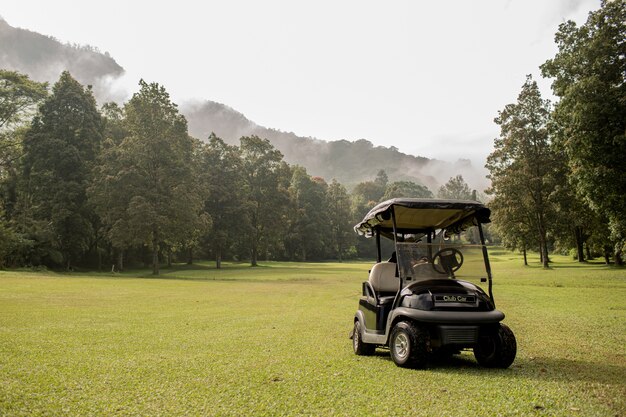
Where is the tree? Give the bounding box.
[284,167,328,261]
[437,175,473,200]
[90,80,205,275]
[0,71,48,267]
[21,71,103,269]
[326,179,354,261]
[541,0,626,264]
[0,70,48,173]
[383,180,432,200]
[486,76,558,268]
[199,133,245,268]
[239,135,290,266]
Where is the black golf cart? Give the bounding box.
[351,198,516,368]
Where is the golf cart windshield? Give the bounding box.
[395,239,488,287]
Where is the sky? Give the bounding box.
[1,0,600,168]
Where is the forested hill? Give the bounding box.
[0,17,124,101]
[182,100,482,190]
[0,17,484,190]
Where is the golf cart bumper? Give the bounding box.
[391,307,505,324]
[391,307,505,347]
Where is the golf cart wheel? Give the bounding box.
[473,324,517,368]
[389,321,430,369]
[353,321,375,356]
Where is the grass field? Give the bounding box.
[0,252,624,416]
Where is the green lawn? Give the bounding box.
[0,253,624,416]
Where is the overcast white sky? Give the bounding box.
[2,0,599,168]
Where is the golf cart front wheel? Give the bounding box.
[473,324,517,368]
[389,321,429,369]
[353,321,375,356]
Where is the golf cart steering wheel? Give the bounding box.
[432,248,464,275]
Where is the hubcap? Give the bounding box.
[394,333,409,360]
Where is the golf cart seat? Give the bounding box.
[368,262,398,304]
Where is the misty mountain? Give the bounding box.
[1,17,486,191]
[0,17,124,101]
[182,100,485,190]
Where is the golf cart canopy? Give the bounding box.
[354,198,491,239]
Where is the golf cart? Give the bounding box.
[351,198,516,369]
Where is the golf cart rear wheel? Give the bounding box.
[389,321,429,368]
[473,324,517,368]
[353,321,375,356]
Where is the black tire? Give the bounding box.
[473,324,517,368]
[389,321,430,368]
[353,321,375,356]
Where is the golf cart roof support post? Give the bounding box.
[478,222,495,306]
[376,228,381,263]
[390,206,403,310]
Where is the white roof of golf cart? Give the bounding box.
[354,198,490,239]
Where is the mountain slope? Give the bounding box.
[0,17,124,101]
[182,100,483,190]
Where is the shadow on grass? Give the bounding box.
[367,350,625,385]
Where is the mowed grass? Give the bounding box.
[0,252,624,416]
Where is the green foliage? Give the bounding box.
[383,180,433,199]
[326,179,355,260]
[437,175,473,200]
[0,69,47,132]
[284,166,329,261]
[198,133,245,267]
[20,71,102,269]
[90,80,205,274]
[541,0,626,260]
[239,135,290,265]
[486,76,558,267]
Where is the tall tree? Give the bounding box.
[541,0,626,264]
[486,76,558,268]
[239,135,290,266]
[284,167,328,261]
[199,133,244,268]
[437,175,473,200]
[0,70,47,267]
[326,179,354,261]
[21,71,102,269]
[90,80,205,275]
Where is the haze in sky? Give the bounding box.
[1,0,600,168]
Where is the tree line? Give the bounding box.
[486,0,625,267]
[0,1,622,272]
[0,70,476,273]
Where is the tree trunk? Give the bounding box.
[603,246,611,265]
[574,226,585,262]
[97,246,102,271]
[251,246,258,267]
[585,242,592,260]
[167,248,172,268]
[152,231,159,275]
[539,237,549,268]
[187,247,193,265]
[615,243,624,266]
[216,248,222,269]
[117,250,124,272]
[522,244,528,266]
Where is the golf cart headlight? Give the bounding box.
[401,294,433,310]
